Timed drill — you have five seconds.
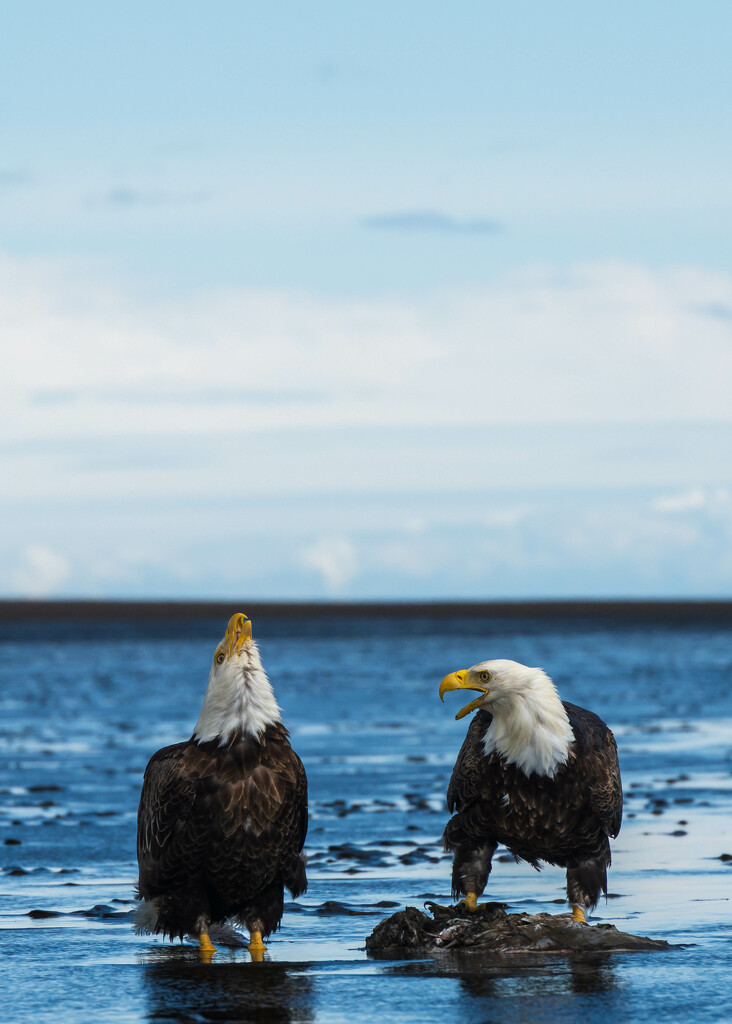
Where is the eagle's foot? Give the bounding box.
[199,932,217,960]
[248,930,267,961]
[423,901,452,915]
[458,891,479,913]
[571,905,587,924]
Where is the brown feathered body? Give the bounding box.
[444,703,622,910]
[136,722,307,940]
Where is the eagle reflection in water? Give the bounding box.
[141,957,314,1024]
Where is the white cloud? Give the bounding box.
[654,488,707,513]
[371,539,432,578]
[1,485,730,598]
[479,506,534,529]
[10,545,70,596]
[300,537,358,593]
[1,256,731,457]
[1,254,731,597]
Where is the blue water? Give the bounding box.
[1,612,731,1023]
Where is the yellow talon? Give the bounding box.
[248,930,267,960]
[571,905,587,923]
[459,892,479,913]
[199,932,216,959]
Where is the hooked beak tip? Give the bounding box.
[223,612,253,658]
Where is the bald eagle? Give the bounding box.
[439,659,622,922]
[136,613,307,957]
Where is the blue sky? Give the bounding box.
[1,2,731,598]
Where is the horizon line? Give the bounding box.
[1,597,730,624]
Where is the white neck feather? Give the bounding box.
[193,640,281,744]
[481,668,574,778]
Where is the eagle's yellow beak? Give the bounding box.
[439,670,490,720]
[222,612,253,659]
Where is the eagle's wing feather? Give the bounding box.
[221,742,308,897]
[136,742,205,899]
[273,747,308,897]
[589,729,623,838]
[446,711,493,813]
[564,702,623,839]
[194,731,308,905]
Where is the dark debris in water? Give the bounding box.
[26,904,133,921]
[327,843,386,862]
[365,903,672,955]
[313,900,382,917]
[285,899,401,917]
[3,865,79,876]
[74,903,133,919]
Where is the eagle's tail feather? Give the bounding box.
[132,898,161,935]
[206,922,248,947]
[284,853,308,900]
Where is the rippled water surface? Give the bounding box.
[2,610,731,1023]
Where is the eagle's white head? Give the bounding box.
[193,613,282,744]
[439,658,574,777]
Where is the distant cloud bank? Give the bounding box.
[1,252,731,598]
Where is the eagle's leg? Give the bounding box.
[566,847,609,924]
[248,930,267,961]
[243,890,281,960]
[452,841,497,913]
[195,916,217,960]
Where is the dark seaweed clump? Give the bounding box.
[366,902,671,954]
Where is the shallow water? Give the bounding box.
[1,611,731,1023]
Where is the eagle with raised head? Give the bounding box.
[439,659,622,922]
[136,613,307,958]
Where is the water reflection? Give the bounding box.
[375,950,618,1017]
[141,953,315,1023]
[566,954,616,994]
[454,952,616,998]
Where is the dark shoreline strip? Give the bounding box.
[0,599,730,624]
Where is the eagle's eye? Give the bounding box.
[479,671,491,683]
[215,651,225,665]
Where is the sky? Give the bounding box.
[2,1,731,599]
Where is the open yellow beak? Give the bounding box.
[222,612,253,659]
[439,669,490,720]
